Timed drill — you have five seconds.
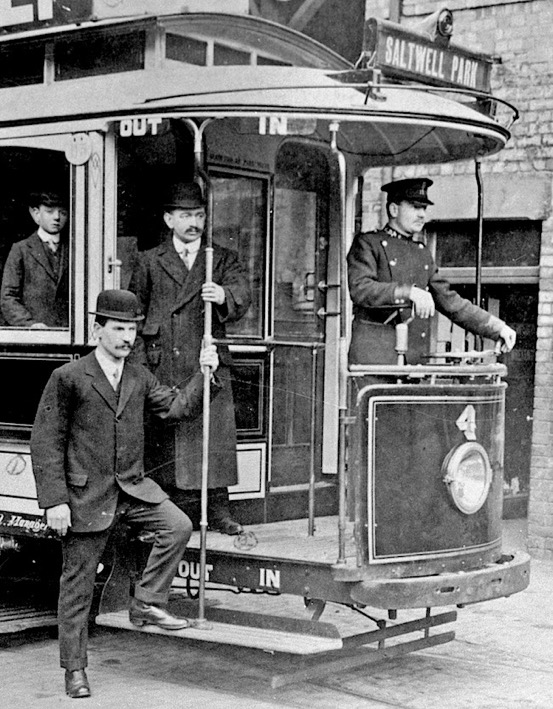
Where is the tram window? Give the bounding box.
[213,44,251,66]
[433,220,541,268]
[166,34,207,66]
[211,175,265,338]
[0,41,44,88]
[0,356,71,441]
[0,136,71,331]
[257,56,290,67]
[274,143,329,340]
[55,31,145,81]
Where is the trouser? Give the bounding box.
[58,496,192,671]
[166,486,232,529]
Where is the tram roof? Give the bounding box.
[0,66,511,165]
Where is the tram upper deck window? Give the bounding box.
[166,34,207,66]
[0,136,71,335]
[55,31,145,81]
[0,41,44,88]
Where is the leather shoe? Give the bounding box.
[210,516,243,535]
[129,598,189,630]
[65,669,90,699]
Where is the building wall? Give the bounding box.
[362,0,553,559]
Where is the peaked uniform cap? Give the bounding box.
[381,178,434,206]
[163,182,206,210]
[90,290,144,322]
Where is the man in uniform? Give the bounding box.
[1,190,69,328]
[130,182,251,535]
[347,178,516,364]
[31,289,220,698]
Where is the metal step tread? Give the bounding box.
[0,601,57,634]
[95,610,343,655]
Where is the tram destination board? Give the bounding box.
[364,17,493,93]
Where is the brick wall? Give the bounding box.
[363,0,553,559]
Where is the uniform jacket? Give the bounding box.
[0,231,69,327]
[129,237,251,489]
[30,352,216,533]
[347,227,504,365]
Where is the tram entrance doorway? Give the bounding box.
[268,143,332,521]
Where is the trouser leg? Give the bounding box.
[207,487,231,523]
[58,530,111,671]
[124,498,192,606]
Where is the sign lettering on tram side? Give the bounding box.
[0,511,50,537]
[364,18,493,93]
[0,0,92,32]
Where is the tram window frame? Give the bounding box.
[210,169,268,340]
[0,133,76,345]
[0,40,44,88]
[55,30,146,81]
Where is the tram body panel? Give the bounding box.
[359,382,505,570]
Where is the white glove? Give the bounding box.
[409,286,435,319]
[495,324,516,354]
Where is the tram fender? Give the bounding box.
[349,552,530,610]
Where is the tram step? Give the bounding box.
[95,609,343,655]
[0,603,57,634]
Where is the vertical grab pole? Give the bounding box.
[182,118,213,626]
[475,159,484,351]
[307,344,318,536]
[329,121,348,564]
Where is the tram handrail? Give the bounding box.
[348,362,507,378]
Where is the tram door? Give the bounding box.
[269,143,331,520]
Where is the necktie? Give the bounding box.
[181,248,190,269]
[111,368,121,391]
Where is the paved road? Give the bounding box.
[1,519,551,708]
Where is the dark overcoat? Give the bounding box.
[129,237,251,490]
[30,352,211,533]
[347,228,504,365]
[0,231,69,327]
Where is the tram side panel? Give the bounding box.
[346,378,529,609]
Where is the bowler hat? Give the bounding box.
[90,290,144,322]
[381,178,434,206]
[163,182,206,210]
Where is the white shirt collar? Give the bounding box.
[94,347,124,382]
[37,227,60,245]
[172,235,201,255]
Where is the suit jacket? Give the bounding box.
[30,352,216,533]
[347,228,504,365]
[129,237,251,489]
[0,231,69,327]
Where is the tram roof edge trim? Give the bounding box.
[0,66,511,166]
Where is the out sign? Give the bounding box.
[119,117,164,137]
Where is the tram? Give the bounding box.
[0,1,529,684]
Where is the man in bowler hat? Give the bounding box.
[30,289,219,698]
[347,178,516,364]
[130,182,251,535]
[1,190,70,328]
